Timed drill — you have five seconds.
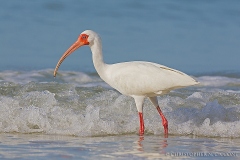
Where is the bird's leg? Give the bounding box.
[138,112,144,136]
[156,106,168,135]
[133,96,145,136]
[148,97,168,136]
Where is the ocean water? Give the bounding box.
[1,0,240,72]
[1,0,240,159]
[0,69,240,138]
[0,133,239,159]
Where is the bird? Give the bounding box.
[53,30,199,136]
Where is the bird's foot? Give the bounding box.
[162,117,168,136]
[139,129,144,136]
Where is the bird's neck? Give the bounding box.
[89,37,108,78]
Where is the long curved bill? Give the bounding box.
[53,40,83,77]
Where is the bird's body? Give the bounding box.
[54,30,199,137]
[102,61,197,96]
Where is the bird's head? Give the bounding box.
[53,30,98,77]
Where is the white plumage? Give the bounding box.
[103,61,197,96]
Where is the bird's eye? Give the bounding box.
[81,34,88,39]
[79,34,89,43]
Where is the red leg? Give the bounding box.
[138,112,144,136]
[156,106,168,136]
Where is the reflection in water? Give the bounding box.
[0,133,239,159]
[113,135,171,159]
[137,136,144,151]
[136,135,168,154]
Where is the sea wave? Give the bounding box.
[0,70,240,137]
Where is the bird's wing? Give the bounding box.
[105,61,198,96]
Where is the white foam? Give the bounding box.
[0,70,240,137]
[0,69,99,85]
[0,86,239,137]
[198,76,240,87]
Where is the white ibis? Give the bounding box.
[54,30,199,136]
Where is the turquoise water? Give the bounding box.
[1,1,240,159]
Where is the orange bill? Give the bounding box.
[53,40,84,77]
